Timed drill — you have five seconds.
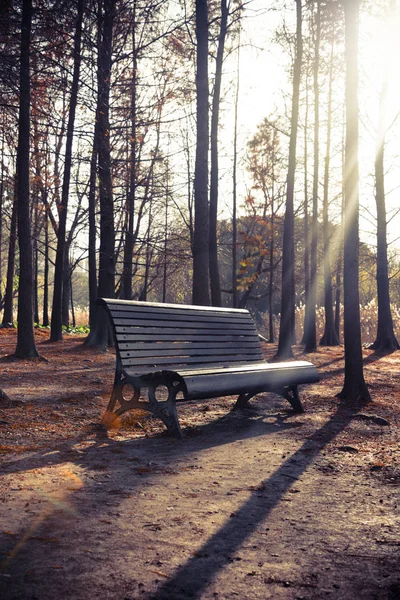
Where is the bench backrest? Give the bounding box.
[98,298,264,374]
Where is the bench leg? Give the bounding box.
[282,385,304,413]
[233,386,304,413]
[147,379,184,438]
[101,372,142,427]
[234,392,257,410]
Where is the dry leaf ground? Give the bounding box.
[0,327,399,599]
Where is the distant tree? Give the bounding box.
[209,0,228,307]
[50,0,84,341]
[277,0,303,359]
[2,184,17,327]
[337,0,370,403]
[320,34,340,346]
[192,0,210,305]
[85,0,116,347]
[15,0,38,358]
[303,0,320,353]
[246,119,284,340]
[370,1,399,351]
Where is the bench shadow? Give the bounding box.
[0,397,370,599]
[0,404,301,478]
[148,398,366,600]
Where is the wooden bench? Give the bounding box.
[97,298,320,437]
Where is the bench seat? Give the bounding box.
[98,298,320,437]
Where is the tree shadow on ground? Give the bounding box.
[148,399,368,599]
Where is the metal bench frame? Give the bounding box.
[98,299,320,437]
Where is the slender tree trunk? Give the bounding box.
[42,207,49,327]
[50,0,83,341]
[209,0,228,307]
[301,68,310,344]
[370,2,399,351]
[62,249,70,327]
[277,0,302,359]
[85,0,116,348]
[304,0,320,353]
[87,124,98,332]
[232,31,240,309]
[2,184,17,326]
[268,157,275,343]
[337,0,370,403]
[335,107,346,340]
[122,17,137,300]
[0,134,4,299]
[320,38,340,346]
[15,0,38,358]
[192,0,210,306]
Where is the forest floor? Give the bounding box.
[0,327,399,600]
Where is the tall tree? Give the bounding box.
[276,0,303,358]
[2,184,17,327]
[50,0,84,341]
[232,26,240,308]
[15,0,38,358]
[303,0,320,353]
[192,0,210,306]
[370,0,399,351]
[209,0,228,307]
[121,13,137,301]
[320,34,340,346]
[85,0,116,347]
[337,0,370,403]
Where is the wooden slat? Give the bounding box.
[118,341,261,351]
[113,313,254,329]
[121,353,262,368]
[120,347,263,360]
[109,308,252,324]
[114,319,255,331]
[102,298,248,315]
[115,332,260,343]
[115,329,259,339]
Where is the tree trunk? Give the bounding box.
[277,0,302,359]
[337,0,370,403]
[209,0,228,307]
[15,0,38,358]
[122,20,137,301]
[301,71,310,345]
[42,207,49,327]
[62,250,70,327]
[370,3,399,352]
[50,0,83,341]
[85,0,116,348]
[2,184,17,327]
[304,0,320,354]
[320,37,340,346]
[232,30,240,309]
[0,134,4,300]
[192,0,210,306]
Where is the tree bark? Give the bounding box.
[232,29,240,309]
[320,37,340,346]
[370,2,399,352]
[122,19,137,301]
[304,0,320,353]
[337,0,370,403]
[277,0,302,359]
[209,0,228,307]
[50,0,83,341]
[192,0,210,306]
[2,183,17,327]
[15,0,38,358]
[85,0,116,348]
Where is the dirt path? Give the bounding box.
[0,331,399,599]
